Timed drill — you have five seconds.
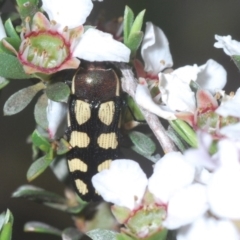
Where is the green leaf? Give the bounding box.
[116,233,134,240]
[62,228,83,240]
[31,130,51,152]
[12,185,66,204]
[126,96,145,121]
[26,156,53,181]
[232,55,240,71]
[129,131,156,156]
[126,31,143,56]
[167,126,188,152]
[3,82,45,116]
[0,37,21,54]
[129,9,145,38]
[4,18,20,40]
[34,93,48,130]
[0,210,14,240]
[0,53,32,79]
[86,229,117,240]
[46,82,70,103]
[24,221,61,236]
[16,0,40,21]
[169,120,198,148]
[0,77,9,90]
[123,6,134,44]
[57,138,71,155]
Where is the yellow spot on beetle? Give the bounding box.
[98,159,112,172]
[75,100,91,125]
[75,179,88,194]
[97,133,118,149]
[70,131,90,148]
[98,101,115,125]
[68,158,88,172]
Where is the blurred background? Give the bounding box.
[1,0,240,239]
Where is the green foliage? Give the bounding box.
[24,222,61,236]
[0,210,14,240]
[26,156,53,181]
[232,55,240,71]
[3,82,45,116]
[0,53,32,79]
[34,94,48,130]
[62,228,83,240]
[16,0,40,21]
[0,77,9,90]
[126,96,145,121]
[46,82,70,103]
[129,131,156,158]
[31,130,51,152]
[0,37,21,55]
[4,18,20,40]
[169,120,198,148]
[123,6,145,57]
[87,229,117,240]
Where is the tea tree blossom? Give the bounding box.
[214,35,240,56]
[92,152,198,239]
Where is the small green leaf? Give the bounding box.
[0,210,14,240]
[24,222,61,236]
[4,18,20,40]
[123,6,134,44]
[129,131,156,156]
[46,82,70,103]
[57,138,71,155]
[12,185,66,204]
[232,55,240,71]
[45,147,55,161]
[129,9,145,37]
[34,93,48,130]
[31,130,51,152]
[0,37,21,54]
[87,229,117,240]
[3,82,45,115]
[0,77,9,90]
[126,96,145,121]
[62,228,83,240]
[16,0,40,21]
[116,233,134,240]
[26,156,53,181]
[167,126,188,152]
[169,120,197,148]
[126,31,143,55]
[0,53,32,79]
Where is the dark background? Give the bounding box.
[1,0,240,239]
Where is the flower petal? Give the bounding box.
[177,215,239,240]
[214,35,240,56]
[0,17,6,40]
[159,72,196,113]
[74,28,130,62]
[92,160,148,210]
[135,78,176,120]
[141,22,173,74]
[148,152,195,204]
[42,0,93,29]
[219,123,240,141]
[197,59,227,93]
[46,99,67,139]
[216,88,240,117]
[163,184,208,229]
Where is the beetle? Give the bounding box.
[66,61,123,202]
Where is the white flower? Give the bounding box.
[141,22,173,75]
[46,100,67,139]
[214,35,240,56]
[42,0,130,63]
[92,152,195,212]
[159,59,226,113]
[216,88,240,118]
[92,160,148,210]
[177,215,239,240]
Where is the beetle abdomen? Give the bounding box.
[67,61,122,201]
